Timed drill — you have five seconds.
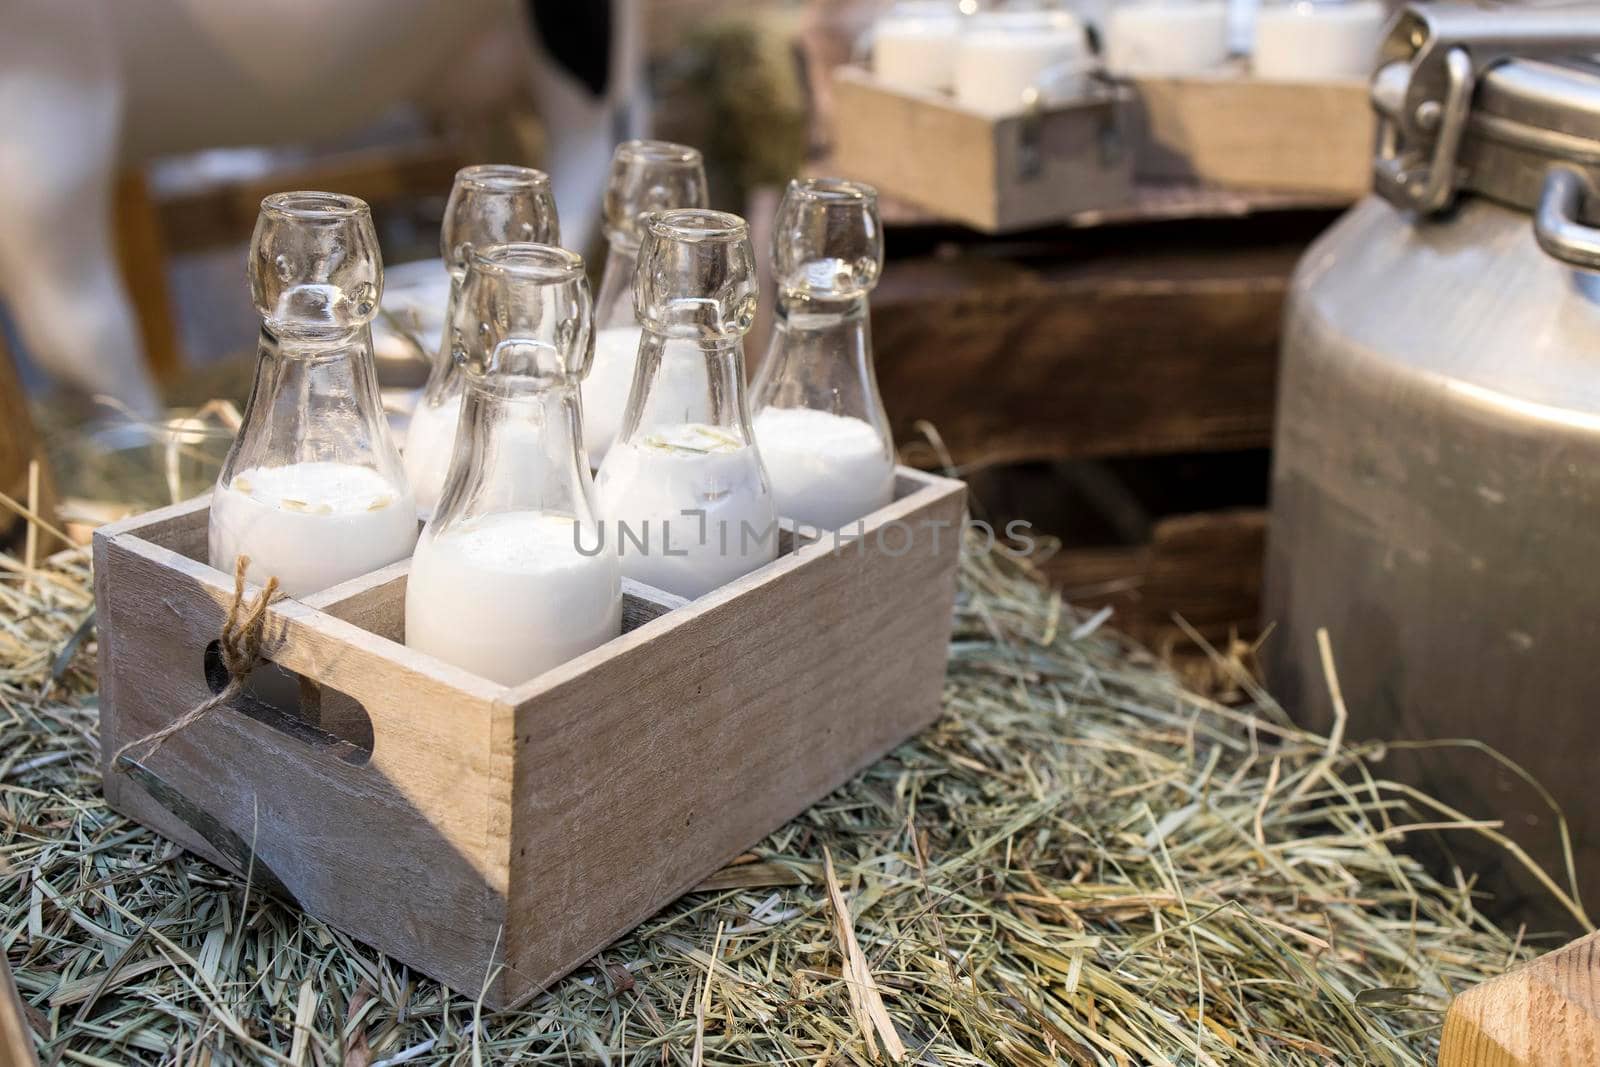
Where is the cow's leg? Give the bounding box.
[526,0,647,251]
[0,0,159,416]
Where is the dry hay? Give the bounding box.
[0,534,1579,1065]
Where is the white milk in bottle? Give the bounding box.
[406,512,618,685]
[404,243,621,686]
[752,408,893,532]
[210,191,418,596]
[594,209,777,600]
[596,423,777,598]
[210,462,418,597]
[751,178,897,532]
[402,389,462,516]
[581,325,642,463]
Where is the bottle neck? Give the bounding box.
[422,272,466,404]
[268,321,369,356]
[617,331,754,446]
[430,377,599,530]
[594,238,642,332]
[226,323,402,479]
[753,295,885,422]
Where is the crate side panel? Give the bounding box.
[993,94,1137,230]
[1131,74,1372,196]
[96,533,508,993]
[98,492,211,561]
[499,477,967,1001]
[831,67,1000,231]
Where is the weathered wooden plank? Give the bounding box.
[875,248,1294,467]
[95,491,210,560]
[1440,932,1600,1067]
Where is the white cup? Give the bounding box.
[953,10,1094,115]
[1252,0,1385,80]
[872,2,964,94]
[1104,0,1232,77]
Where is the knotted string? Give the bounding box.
[113,555,281,767]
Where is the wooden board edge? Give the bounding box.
[300,555,414,613]
[94,491,211,543]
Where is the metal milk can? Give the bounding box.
[1264,3,1600,918]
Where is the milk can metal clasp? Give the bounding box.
[1371,2,1600,219]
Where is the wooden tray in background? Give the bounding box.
[830,63,1372,232]
[830,65,1137,233]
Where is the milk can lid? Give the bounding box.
[1464,57,1600,214]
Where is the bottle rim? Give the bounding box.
[454,164,553,193]
[259,190,370,223]
[613,139,703,169]
[788,177,879,205]
[469,242,586,283]
[645,208,748,243]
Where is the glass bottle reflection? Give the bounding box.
[405,244,620,686]
[581,141,709,466]
[750,178,895,532]
[210,191,417,598]
[403,165,560,517]
[594,209,777,599]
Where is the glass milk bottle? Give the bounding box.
[405,244,621,686]
[594,209,778,599]
[210,192,419,598]
[403,165,559,517]
[581,141,709,466]
[751,178,895,532]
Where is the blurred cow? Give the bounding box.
[0,0,642,415]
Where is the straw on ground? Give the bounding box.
[0,531,1577,1065]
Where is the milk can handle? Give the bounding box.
[1534,168,1600,272]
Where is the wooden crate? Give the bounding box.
[830,66,1137,233]
[1127,67,1374,197]
[93,467,966,1008]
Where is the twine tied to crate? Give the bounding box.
[113,555,281,766]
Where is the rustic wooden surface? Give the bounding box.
[865,179,1353,233]
[1039,508,1267,649]
[828,64,1366,233]
[1440,931,1600,1067]
[94,467,967,1008]
[1129,67,1374,197]
[114,169,182,383]
[830,66,1135,233]
[0,951,39,1067]
[875,230,1312,468]
[153,142,464,255]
